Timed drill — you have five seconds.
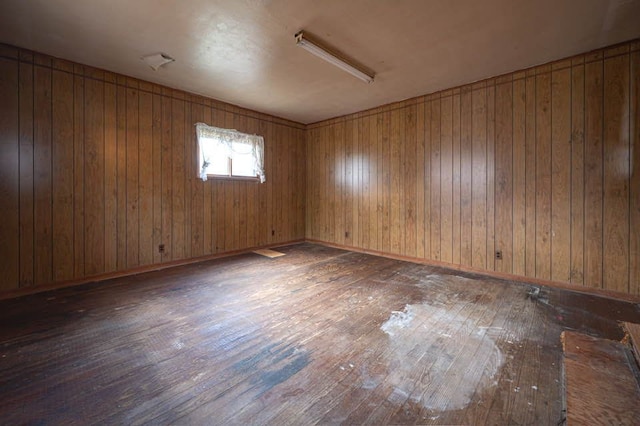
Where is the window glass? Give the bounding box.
[231,142,255,177]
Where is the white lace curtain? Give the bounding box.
[195,122,266,183]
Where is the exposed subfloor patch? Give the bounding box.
[253,249,286,258]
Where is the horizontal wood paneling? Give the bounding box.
[0,44,306,295]
[306,40,640,296]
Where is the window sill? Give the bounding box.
[206,175,260,182]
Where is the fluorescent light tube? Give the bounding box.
[295,31,374,83]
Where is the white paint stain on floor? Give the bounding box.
[379,301,504,412]
[380,305,416,336]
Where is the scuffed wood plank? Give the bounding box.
[623,322,640,364]
[562,331,640,425]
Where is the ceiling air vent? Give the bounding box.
[141,53,175,71]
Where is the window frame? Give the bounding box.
[197,141,260,182]
[195,123,266,183]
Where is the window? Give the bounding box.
[195,122,266,182]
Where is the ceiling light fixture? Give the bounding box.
[295,31,374,84]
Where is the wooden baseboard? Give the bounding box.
[305,238,640,304]
[0,239,305,301]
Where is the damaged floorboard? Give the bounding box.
[562,331,640,425]
[1,243,639,424]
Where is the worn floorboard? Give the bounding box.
[1,243,639,425]
[624,322,640,367]
[562,331,640,425]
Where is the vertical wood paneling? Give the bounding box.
[0,58,19,290]
[356,122,364,246]
[486,83,496,272]
[631,48,640,296]
[183,100,193,258]
[1,40,638,297]
[570,62,585,285]
[381,110,391,253]
[525,73,537,277]
[398,108,407,255]
[344,119,353,246]
[416,101,426,259]
[51,70,74,281]
[460,89,473,266]
[152,92,163,264]
[551,68,572,282]
[104,81,117,273]
[355,117,365,249]
[160,93,173,259]
[126,86,139,267]
[84,77,105,276]
[584,59,604,288]
[495,81,513,273]
[602,54,630,293]
[405,105,417,258]
[138,91,154,266]
[0,45,306,296]
[171,98,185,258]
[73,70,85,278]
[191,102,204,256]
[535,71,552,280]
[390,109,401,254]
[451,93,461,265]
[472,86,487,269]
[304,40,639,297]
[367,114,377,251]
[375,114,383,252]
[202,106,213,253]
[335,122,345,246]
[19,60,34,287]
[430,99,441,260]
[33,65,53,285]
[513,78,527,276]
[115,81,127,269]
[440,96,453,264]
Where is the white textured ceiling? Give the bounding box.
[1,0,639,124]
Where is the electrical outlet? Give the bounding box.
[158,244,165,253]
[495,250,502,260]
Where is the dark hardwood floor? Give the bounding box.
[1,243,639,425]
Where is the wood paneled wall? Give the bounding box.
[0,44,306,294]
[307,40,640,296]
